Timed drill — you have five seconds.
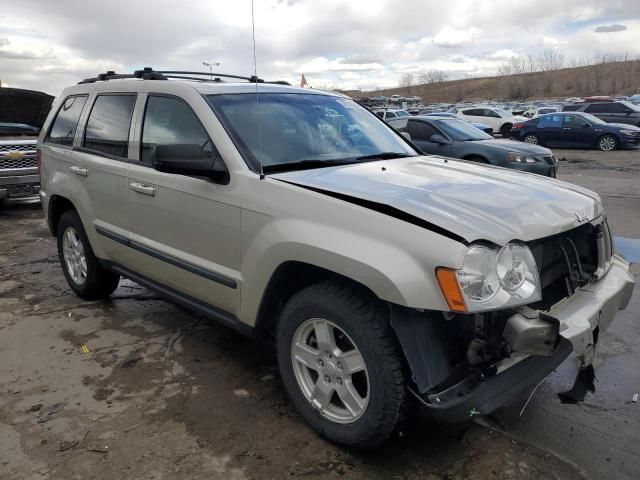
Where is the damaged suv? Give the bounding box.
[38,69,635,450]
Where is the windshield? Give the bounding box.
[395,110,411,117]
[579,113,607,125]
[435,119,493,141]
[0,122,40,136]
[207,93,416,172]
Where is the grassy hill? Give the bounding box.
[347,60,640,103]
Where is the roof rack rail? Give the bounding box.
[79,67,291,86]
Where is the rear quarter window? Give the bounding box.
[45,95,88,147]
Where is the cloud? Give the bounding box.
[594,24,628,33]
[433,27,481,48]
[1,0,640,93]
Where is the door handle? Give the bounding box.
[129,182,156,196]
[70,165,88,177]
[562,127,571,130]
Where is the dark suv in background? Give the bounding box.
[562,100,640,127]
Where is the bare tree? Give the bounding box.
[398,73,415,88]
[418,70,449,84]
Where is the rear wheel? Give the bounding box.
[523,134,540,145]
[598,134,617,151]
[276,281,406,450]
[57,210,120,300]
[500,123,513,137]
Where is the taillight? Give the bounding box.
[36,148,42,174]
[512,123,524,129]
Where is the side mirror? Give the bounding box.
[430,134,451,145]
[152,144,230,184]
[401,131,412,141]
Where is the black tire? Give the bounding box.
[597,134,618,152]
[57,210,120,300]
[276,280,406,450]
[500,123,513,137]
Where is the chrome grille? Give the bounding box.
[0,157,37,169]
[0,144,36,154]
[0,144,37,170]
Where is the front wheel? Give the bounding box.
[276,281,406,450]
[57,210,120,300]
[598,134,618,151]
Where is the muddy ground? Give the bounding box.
[1,148,638,480]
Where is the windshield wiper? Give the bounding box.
[263,158,361,174]
[353,152,410,161]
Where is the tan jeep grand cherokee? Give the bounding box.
[38,69,634,449]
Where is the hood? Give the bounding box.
[605,123,640,131]
[272,156,602,246]
[476,139,552,156]
[0,88,55,130]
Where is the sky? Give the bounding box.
[1,0,639,96]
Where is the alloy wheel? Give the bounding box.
[291,318,370,424]
[599,136,616,151]
[524,134,539,144]
[62,226,87,285]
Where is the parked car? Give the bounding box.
[630,94,640,105]
[0,88,54,203]
[39,69,634,449]
[389,116,558,177]
[532,107,559,117]
[510,112,640,151]
[561,100,640,127]
[374,108,411,121]
[454,106,526,137]
[423,112,493,135]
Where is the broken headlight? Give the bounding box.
[456,243,541,312]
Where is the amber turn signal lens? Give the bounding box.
[435,267,467,313]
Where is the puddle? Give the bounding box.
[614,236,640,263]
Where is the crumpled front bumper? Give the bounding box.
[422,254,634,421]
[550,254,635,364]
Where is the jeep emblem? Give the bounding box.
[575,211,590,223]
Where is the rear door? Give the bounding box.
[535,114,563,146]
[126,93,242,316]
[585,103,613,123]
[74,93,136,263]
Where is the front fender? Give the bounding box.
[239,216,463,326]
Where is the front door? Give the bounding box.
[561,114,594,148]
[126,94,242,316]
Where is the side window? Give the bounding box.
[585,103,608,114]
[485,109,501,118]
[608,103,628,113]
[83,95,136,158]
[375,111,384,118]
[538,115,562,128]
[388,118,409,132]
[386,111,397,119]
[141,96,218,164]
[46,96,88,146]
[563,115,589,128]
[407,120,437,141]
[461,109,476,116]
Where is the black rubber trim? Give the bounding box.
[100,260,251,336]
[275,179,468,245]
[425,338,572,422]
[94,225,237,289]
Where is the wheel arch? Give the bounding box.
[254,260,387,339]
[597,132,619,149]
[48,195,78,236]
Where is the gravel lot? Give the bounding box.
[0,147,638,480]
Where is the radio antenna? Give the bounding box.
[251,0,265,179]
